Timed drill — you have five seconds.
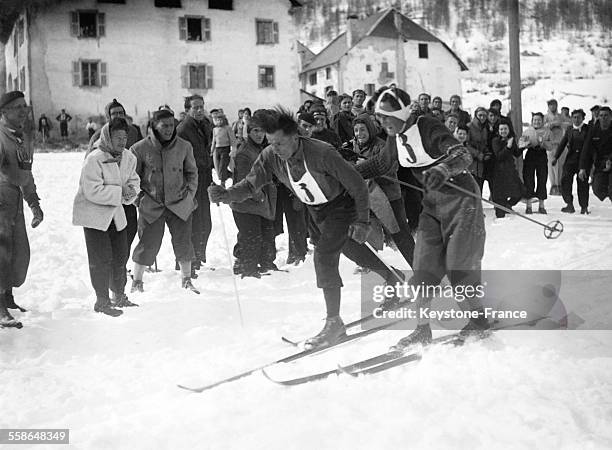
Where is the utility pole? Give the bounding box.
[508,0,522,137]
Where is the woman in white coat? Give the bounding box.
[73,118,140,316]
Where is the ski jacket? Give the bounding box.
[130,130,198,224]
[554,124,589,164]
[0,123,39,206]
[580,123,612,172]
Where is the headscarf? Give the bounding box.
[94,122,123,164]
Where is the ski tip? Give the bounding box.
[177,384,201,393]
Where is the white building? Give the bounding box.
[3,0,302,136]
[300,8,468,101]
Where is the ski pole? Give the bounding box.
[363,242,405,284]
[215,199,245,328]
[381,175,563,239]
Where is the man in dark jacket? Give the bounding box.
[177,94,214,272]
[552,109,590,214]
[130,108,199,294]
[0,91,44,328]
[580,106,612,203]
[310,103,341,149]
[230,121,277,277]
[209,108,401,349]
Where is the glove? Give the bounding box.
[207,184,229,203]
[422,166,449,192]
[348,221,371,244]
[122,185,137,202]
[578,169,588,181]
[31,204,44,228]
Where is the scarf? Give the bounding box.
[95,123,123,164]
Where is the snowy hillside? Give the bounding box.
[1,153,612,449]
[297,0,612,125]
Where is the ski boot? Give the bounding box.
[389,324,432,353]
[4,290,27,312]
[538,206,548,214]
[379,267,406,311]
[580,207,589,215]
[561,204,575,214]
[130,280,144,293]
[259,263,280,274]
[94,297,123,317]
[111,292,138,308]
[241,270,262,279]
[304,316,347,349]
[459,314,491,339]
[182,277,200,294]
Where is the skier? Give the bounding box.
[208,108,403,349]
[354,87,490,350]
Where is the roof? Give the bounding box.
[296,40,316,66]
[300,8,468,74]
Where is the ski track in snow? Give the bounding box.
[1,152,612,450]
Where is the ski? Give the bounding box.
[263,317,549,386]
[177,316,407,393]
[262,333,460,386]
[280,301,415,347]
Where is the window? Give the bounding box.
[17,19,25,47]
[181,64,213,89]
[256,19,279,45]
[155,0,181,7]
[364,83,375,96]
[19,67,25,91]
[418,43,428,59]
[308,72,317,86]
[381,61,394,78]
[179,17,211,41]
[325,67,331,79]
[72,60,107,87]
[258,66,275,88]
[70,11,105,38]
[209,0,233,10]
[366,64,372,72]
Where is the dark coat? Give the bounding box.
[230,138,277,220]
[467,118,491,179]
[331,110,354,145]
[580,122,612,172]
[555,124,589,165]
[176,115,214,171]
[491,135,524,200]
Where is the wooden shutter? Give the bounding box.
[97,13,105,37]
[72,61,81,86]
[100,62,107,86]
[178,17,187,40]
[203,18,211,41]
[273,22,279,43]
[180,65,188,88]
[205,65,213,89]
[70,12,79,36]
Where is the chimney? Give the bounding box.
[346,13,358,48]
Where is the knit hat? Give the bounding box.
[152,105,174,121]
[310,103,327,116]
[297,112,316,126]
[105,98,125,119]
[0,90,24,110]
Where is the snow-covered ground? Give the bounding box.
[1,153,612,449]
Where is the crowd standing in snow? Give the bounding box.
[1,86,611,341]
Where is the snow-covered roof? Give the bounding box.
[300,8,468,74]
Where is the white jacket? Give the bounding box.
[72,148,140,231]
